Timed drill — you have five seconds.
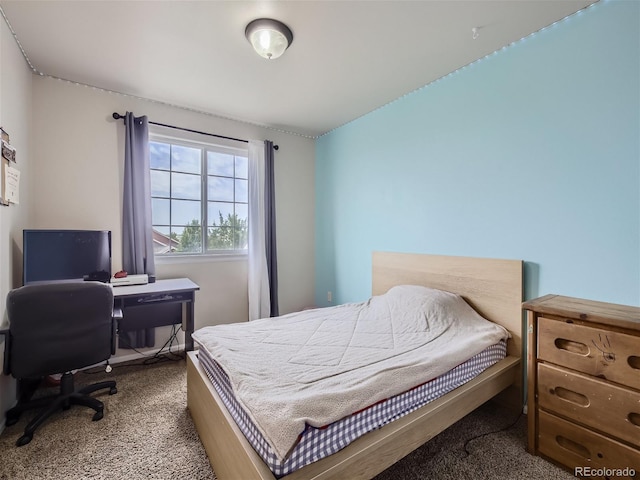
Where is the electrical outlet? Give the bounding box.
[327,291,332,302]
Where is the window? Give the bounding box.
[149,135,249,255]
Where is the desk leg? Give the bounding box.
[185,298,195,351]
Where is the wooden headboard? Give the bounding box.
[372,251,524,358]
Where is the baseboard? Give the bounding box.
[110,343,187,365]
[79,342,187,372]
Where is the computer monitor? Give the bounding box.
[23,229,112,284]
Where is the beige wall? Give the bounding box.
[30,76,316,358]
[0,18,33,425]
[0,17,314,422]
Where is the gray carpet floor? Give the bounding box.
[0,356,574,480]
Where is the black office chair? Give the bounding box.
[3,281,120,446]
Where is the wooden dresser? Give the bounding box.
[523,294,640,479]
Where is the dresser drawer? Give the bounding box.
[538,410,640,478]
[538,317,640,390]
[537,363,640,448]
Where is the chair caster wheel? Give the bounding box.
[109,387,117,395]
[92,410,104,421]
[16,434,32,447]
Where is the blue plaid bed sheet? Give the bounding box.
[196,340,507,477]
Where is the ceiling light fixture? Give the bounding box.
[245,18,293,60]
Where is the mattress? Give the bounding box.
[192,286,510,461]
[196,339,507,477]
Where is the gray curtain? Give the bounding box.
[121,112,155,348]
[264,140,279,317]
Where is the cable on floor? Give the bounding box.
[81,325,185,374]
[462,406,524,456]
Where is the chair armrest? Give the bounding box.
[111,307,123,355]
[0,326,10,376]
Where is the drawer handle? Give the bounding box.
[555,435,590,458]
[554,338,589,356]
[552,386,590,407]
[630,412,640,427]
[629,356,640,370]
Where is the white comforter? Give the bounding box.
[192,285,509,461]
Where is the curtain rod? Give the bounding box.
[112,112,279,150]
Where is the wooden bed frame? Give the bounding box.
[187,252,523,480]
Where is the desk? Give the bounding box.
[112,278,200,351]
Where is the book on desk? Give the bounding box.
[110,273,150,287]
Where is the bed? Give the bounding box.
[186,251,523,479]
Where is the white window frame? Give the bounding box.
[149,130,249,258]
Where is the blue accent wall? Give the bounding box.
[315,0,639,307]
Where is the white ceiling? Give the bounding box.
[0,0,596,138]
